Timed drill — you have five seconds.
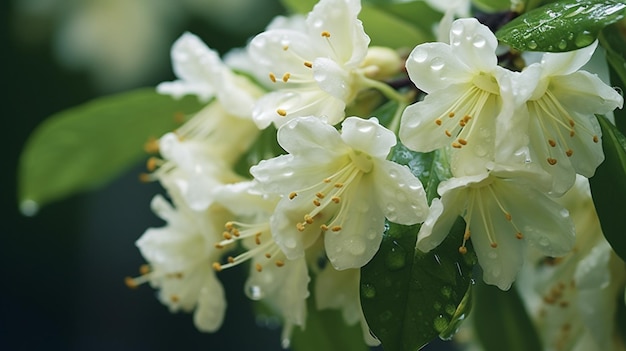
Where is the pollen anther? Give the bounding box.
[277,109,287,117]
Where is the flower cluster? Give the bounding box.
[124,0,624,348]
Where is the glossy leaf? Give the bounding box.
[589,115,626,262]
[18,89,203,215]
[473,281,543,351]
[600,23,626,134]
[361,144,475,351]
[473,0,511,12]
[496,0,626,52]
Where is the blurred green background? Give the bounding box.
[3,1,286,350]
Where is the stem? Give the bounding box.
[388,101,408,135]
[360,75,410,104]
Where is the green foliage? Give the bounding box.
[600,22,626,134]
[18,89,203,215]
[473,281,544,351]
[361,142,475,351]
[473,0,511,12]
[589,115,626,262]
[497,0,626,52]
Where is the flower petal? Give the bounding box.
[193,273,227,332]
[371,160,428,225]
[278,116,347,156]
[305,0,369,66]
[540,40,598,77]
[405,42,473,93]
[448,18,498,73]
[340,117,396,159]
[325,180,386,269]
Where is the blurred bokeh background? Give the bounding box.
[3,0,286,350]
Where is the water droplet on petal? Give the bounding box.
[560,209,569,217]
[473,36,486,48]
[349,240,366,256]
[284,237,297,249]
[412,48,428,63]
[429,57,445,71]
[246,284,264,300]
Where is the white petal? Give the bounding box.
[248,29,316,78]
[448,18,498,73]
[193,273,227,332]
[252,88,347,128]
[371,160,428,224]
[495,179,575,257]
[540,40,598,77]
[314,266,361,324]
[278,116,347,157]
[325,180,386,269]
[269,198,324,260]
[340,117,396,159]
[405,42,473,93]
[305,0,369,66]
[416,193,465,253]
[313,57,352,100]
[400,83,474,152]
[551,71,624,116]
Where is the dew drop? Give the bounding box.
[385,242,407,271]
[433,315,449,333]
[284,237,297,249]
[445,304,456,316]
[559,209,569,218]
[361,283,377,299]
[575,30,594,48]
[395,190,408,202]
[412,48,428,63]
[388,169,399,179]
[429,57,445,71]
[567,32,575,40]
[539,236,550,247]
[433,301,442,311]
[20,199,39,217]
[473,36,486,48]
[558,39,567,50]
[441,285,452,298]
[246,284,264,300]
[358,124,374,133]
[527,40,538,50]
[282,168,294,177]
[348,240,366,256]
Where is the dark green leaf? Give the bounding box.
[361,146,475,351]
[589,115,626,262]
[18,88,203,215]
[473,0,512,12]
[473,281,543,351]
[290,286,369,351]
[496,0,626,52]
[599,23,626,134]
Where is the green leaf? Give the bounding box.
[473,281,543,351]
[18,88,203,215]
[360,2,436,48]
[496,0,626,52]
[473,0,512,12]
[290,286,369,351]
[589,115,626,262]
[361,146,475,351]
[599,22,626,134]
[280,0,316,13]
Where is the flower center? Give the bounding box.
[527,89,599,166]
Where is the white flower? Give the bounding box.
[251,116,429,270]
[417,168,575,290]
[157,32,262,118]
[127,193,231,332]
[211,181,311,347]
[314,265,380,346]
[516,177,626,351]
[247,0,370,128]
[399,18,518,177]
[146,128,246,211]
[512,41,623,195]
